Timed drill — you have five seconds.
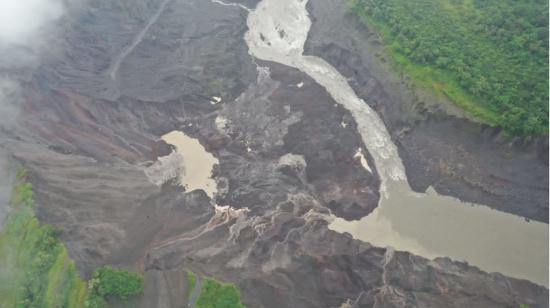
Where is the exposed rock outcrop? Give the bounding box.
[0,0,546,307]
[303,0,549,222]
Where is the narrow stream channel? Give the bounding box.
[242,0,549,286]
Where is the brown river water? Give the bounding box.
[161,131,218,199]
[156,0,549,287]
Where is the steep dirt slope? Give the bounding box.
[304,0,549,222]
[0,0,547,307]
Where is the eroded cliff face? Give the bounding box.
[303,0,549,223]
[0,0,547,307]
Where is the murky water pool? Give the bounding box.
[243,0,549,287]
[161,131,218,198]
[331,181,549,286]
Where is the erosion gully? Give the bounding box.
[197,0,548,287]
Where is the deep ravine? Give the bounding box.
[242,0,548,286]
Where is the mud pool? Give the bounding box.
[243,0,549,287]
[161,131,218,198]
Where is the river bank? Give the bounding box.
[304,0,549,223]
[246,0,548,288]
[0,0,547,306]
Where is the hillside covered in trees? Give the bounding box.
[351,0,549,136]
[0,168,144,308]
[0,167,246,308]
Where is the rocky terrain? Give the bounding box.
[0,0,547,307]
[304,0,549,223]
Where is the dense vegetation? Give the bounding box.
[0,167,88,308]
[351,0,549,136]
[0,167,143,308]
[187,271,197,299]
[196,278,244,308]
[1,166,245,307]
[86,267,144,307]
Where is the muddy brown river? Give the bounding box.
[162,131,218,199]
[242,0,549,287]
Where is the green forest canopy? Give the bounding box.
[196,278,245,308]
[0,166,245,308]
[0,167,144,308]
[352,0,549,136]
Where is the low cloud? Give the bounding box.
[0,0,64,46]
[0,0,66,133]
[0,79,21,130]
[0,1,66,230]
